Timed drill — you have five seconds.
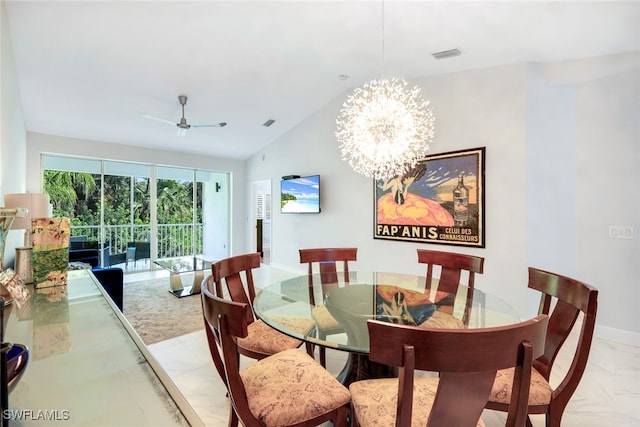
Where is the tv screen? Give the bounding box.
[281,175,321,214]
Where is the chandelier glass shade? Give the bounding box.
[336,78,435,181]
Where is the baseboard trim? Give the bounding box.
[595,324,640,347]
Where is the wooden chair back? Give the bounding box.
[299,248,357,305]
[201,280,256,426]
[485,268,598,426]
[367,315,549,427]
[211,253,261,324]
[528,267,598,379]
[417,249,484,294]
[529,267,598,418]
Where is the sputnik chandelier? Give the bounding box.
[335,2,435,181]
[336,79,434,180]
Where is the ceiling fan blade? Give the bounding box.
[191,122,227,128]
[138,112,176,126]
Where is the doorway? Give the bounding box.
[252,179,271,265]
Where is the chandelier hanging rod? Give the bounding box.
[380,0,385,79]
[335,0,435,181]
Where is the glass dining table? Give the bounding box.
[253,271,521,385]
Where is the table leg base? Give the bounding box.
[336,352,398,387]
[168,270,205,298]
[169,287,199,298]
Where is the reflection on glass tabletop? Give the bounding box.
[253,271,521,354]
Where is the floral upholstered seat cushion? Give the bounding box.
[418,309,465,329]
[311,305,340,330]
[350,377,484,427]
[240,348,350,426]
[267,314,316,336]
[237,319,300,355]
[489,366,553,406]
[237,317,316,355]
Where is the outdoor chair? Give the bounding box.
[126,241,151,266]
[299,247,358,367]
[201,286,350,427]
[485,267,599,427]
[349,314,549,427]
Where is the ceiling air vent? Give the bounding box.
[432,48,463,60]
[262,119,276,127]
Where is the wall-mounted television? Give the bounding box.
[281,175,321,214]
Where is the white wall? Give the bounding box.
[246,59,640,345]
[525,63,578,315]
[0,1,26,196]
[202,172,230,260]
[1,0,28,268]
[25,132,247,256]
[575,67,640,342]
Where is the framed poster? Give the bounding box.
[374,147,485,248]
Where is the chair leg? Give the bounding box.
[318,330,327,368]
[228,405,239,427]
[334,405,350,427]
[305,342,315,358]
[349,404,360,427]
[546,409,562,427]
[319,347,327,368]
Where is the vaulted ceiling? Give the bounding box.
[6,1,639,160]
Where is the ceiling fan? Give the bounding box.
[140,95,227,136]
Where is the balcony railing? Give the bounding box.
[70,223,203,260]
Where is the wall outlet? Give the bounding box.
[608,225,634,239]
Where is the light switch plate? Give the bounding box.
[608,225,634,239]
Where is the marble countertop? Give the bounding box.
[3,269,201,426]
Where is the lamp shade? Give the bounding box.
[3,194,51,230]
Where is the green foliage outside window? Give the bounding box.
[43,170,203,256]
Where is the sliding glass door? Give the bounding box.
[42,155,229,272]
[156,166,198,258]
[103,161,152,267]
[43,156,102,239]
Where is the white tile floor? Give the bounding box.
[139,265,640,427]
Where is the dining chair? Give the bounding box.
[349,314,549,427]
[299,247,358,367]
[485,267,599,427]
[416,248,484,327]
[201,284,351,427]
[210,253,315,361]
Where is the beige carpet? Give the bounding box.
[123,276,204,345]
